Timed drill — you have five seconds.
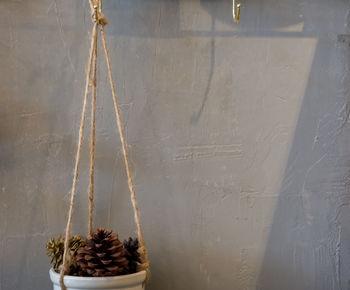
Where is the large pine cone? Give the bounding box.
[76,228,129,277]
[123,238,141,274]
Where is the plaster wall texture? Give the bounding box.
[0,0,350,289]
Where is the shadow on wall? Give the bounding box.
[192,1,350,289]
[197,2,350,289]
[256,2,350,290]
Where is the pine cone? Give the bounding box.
[76,228,129,277]
[123,238,141,274]
[46,235,84,275]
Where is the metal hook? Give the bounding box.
[233,0,241,24]
[93,4,98,22]
[93,4,98,23]
[93,0,102,23]
[98,0,102,13]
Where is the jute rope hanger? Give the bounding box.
[59,1,150,289]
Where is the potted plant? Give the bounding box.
[47,228,147,290]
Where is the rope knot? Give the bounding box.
[92,10,108,26]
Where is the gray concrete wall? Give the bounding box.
[1,0,350,289]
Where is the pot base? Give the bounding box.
[49,268,146,290]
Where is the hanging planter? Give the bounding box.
[48,231,146,289]
[46,1,150,289]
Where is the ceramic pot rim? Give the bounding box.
[49,268,146,289]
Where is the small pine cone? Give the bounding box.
[46,235,84,275]
[76,228,129,277]
[123,238,141,274]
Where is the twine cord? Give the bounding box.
[59,21,99,290]
[59,2,150,289]
[101,25,150,280]
[88,22,98,236]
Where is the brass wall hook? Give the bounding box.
[233,0,241,24]
[93,0,104,24]
[93,4,98,22]
[98,0,102,13]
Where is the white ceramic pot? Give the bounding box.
[49,268,146,290]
